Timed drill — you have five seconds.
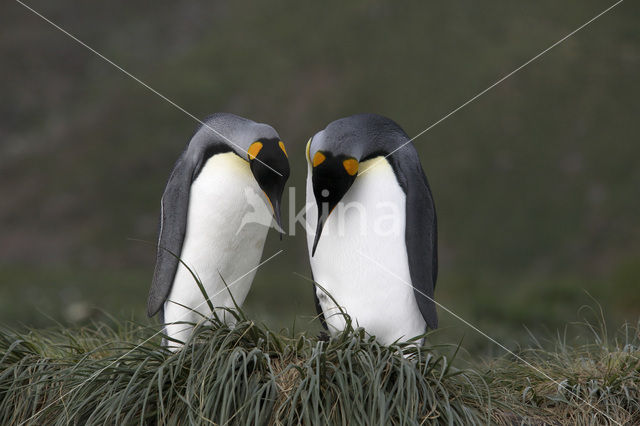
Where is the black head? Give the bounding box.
[310,150,359,255]
[247,138,290,234]
[308,114,409,255]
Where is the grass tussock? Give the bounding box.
[0,310,639,425]
[488,309,640,425]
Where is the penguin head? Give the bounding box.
[307,122,363,255]
[307,113,409,255]
[247,138,290,234]
[310,150,358,255]
[192,114,291,235]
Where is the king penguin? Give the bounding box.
[147,113,290,347]
[305,113,438,345]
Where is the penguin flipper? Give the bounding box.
[312,273,329,331]
[147,152,197,318]
[392,152,438,330]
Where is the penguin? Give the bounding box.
[147,113,290,347]
[305,113,438,345]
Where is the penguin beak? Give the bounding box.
[272,197,284,239]
[311,202,332,256]
[264,191,284,238]
[248,142,289,239]
[311,216,324,256]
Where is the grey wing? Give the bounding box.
[311,270,328,330]
[391,152,438,329]
[147,152,197,317]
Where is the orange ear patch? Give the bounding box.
[343,158,359,176]
[247,142,263,160]
[278,141,288,157]
[313,151,326,167]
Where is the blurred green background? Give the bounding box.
[1,0,638,353]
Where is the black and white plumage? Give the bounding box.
[147,113,289,347]
[305,113,438,345]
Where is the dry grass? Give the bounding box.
[1,308,638,425]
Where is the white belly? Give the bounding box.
[164,152,271,344]
[306,158,426,345]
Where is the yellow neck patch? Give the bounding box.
[305,138,312,163]
[247,142,263,160]
[343,158,359,176]
[313,151,326,167]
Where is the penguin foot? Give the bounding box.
[317,331,330,342]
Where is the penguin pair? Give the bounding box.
[147,113,437,348]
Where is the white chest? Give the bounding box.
[164,153,272,337]
[305,158,426,344]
